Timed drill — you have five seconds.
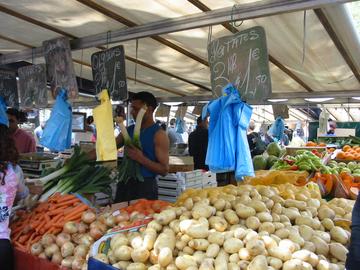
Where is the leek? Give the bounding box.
[117,105,147,184]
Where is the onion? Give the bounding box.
[90,221,107,232]
[61,256,74,268]
[98,212,111,224]
[38,252,47,259]
[77,222,89,234]
[81,210,96,224]
[72,256,85,270]
[105,215,116,227]
[61,242,75,258]
[45,243,60,258]
[130,211,140,221]
[79,234,94,247]
[89,227,103,240]
[31,242,43,256]
[64,221,78,234]
[74,244,88,258]
[51,251,63,265]
[41,234,56,247]
[56,232,71,247]
[115,212,129,223]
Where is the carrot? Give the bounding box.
[63,204,88,221]
[18,234,31,244]
[54,198,80,208]
[55,194,76,203]
[26,233,36,250]
[48,207,68,216]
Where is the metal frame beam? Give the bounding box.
[0,4,211,92]
[0,0,352,65]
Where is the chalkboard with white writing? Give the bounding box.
[208,26,271,101]
[91,45,128,101]
[0,70,18,107]
[272,104,289,119]
[18,64,48,108]
[43,37,78,100]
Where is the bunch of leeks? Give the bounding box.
[116,105,147,184]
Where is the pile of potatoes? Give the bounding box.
[93,184,354,270]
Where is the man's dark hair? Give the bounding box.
[86,116,94,125]
[197,117,203,126]
[7,108,28,123]
[131,92,158,110]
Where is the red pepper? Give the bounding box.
[284,158,295,165]
[290,165,299,171]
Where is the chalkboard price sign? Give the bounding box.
[18,64,48,108]
[43,37,78,100]
[208,26,271,101]
[91,45,128,101]
[272,104,289,120]
[0,70,18,107]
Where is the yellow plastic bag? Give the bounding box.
[243,170,309,186]
[93,90,117,161]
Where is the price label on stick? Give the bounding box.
[91,45,128,101]
[208,26,271,101]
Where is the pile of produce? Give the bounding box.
[29,147,115,202]
[327,161,360,177]
[11,193,89,253]
[253,142,283,170]
[306,141,327,147]
[336,145,360,161]
[92,184,353,270]
[271,150,331,173]
[321,136,360,148]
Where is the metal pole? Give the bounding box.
[0,0,352,65]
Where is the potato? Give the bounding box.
[246,216,261,230]
[312,236,329,256]
[247,200,267,212]
[321,218,334,231]
[299,225,314,241]
[295,216,314,228]
[278,239,297,253]
[126,262,146,270]
[272,203,282,215]
[318,207,336,220]
[113,261,130,269]
[274,228,290,239]
[259,222,275,234]
[208,231,225,246]
[303,241,316,253]
[234,204,256,219]
[147,265,161,270]
[158,247,173,267]
[155,209,177,225]
[307,198,321,208]
[209,216,228,232]
[280,215,291,224]
[288,233,305,247]
[224,209,240,225]
[213,198,226,211]
[330,226,349,245]
[260,235,277,249]
[184,198,194,210]
[227,262,239,270]
[284,199,307,210]
[267,257,282,270]
[246,239,266,257]
[243,230,258,243]
[268,247,292,261]
[154,229,176,255]
[292,249,319,267]
[166,263,178,270]
[282,259,312,270]
[192,203,215,219]
[110,234,129,250]
[329,243,348,262]
[189,239,209,251]
[282,208,301,221]
[169,220,180,234]
[314,231,331,243]
[238,247,251,261]
[247,255,268,270]
[131,248,150,263]
[223,238,244,254]
[142,228,157,250]
[193,251,206,265]
[233,228,247,240]
[257,212,273,223]
[215,249,229,269]
[147,220,163,232]
[175,241,186,251]
[180,219,209,239]
[229,253,240,263]
[114,245,132,261]
[274,222,284,230]
[199,258,215,270]
[238,260,249,270]
[206,243,220,258]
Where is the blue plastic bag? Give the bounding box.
[0,96,8,127]
[268,116,285,141]
[40,89,72,151]
[175,118,186,134]
[205,84,254,179]
[88,257,118,270]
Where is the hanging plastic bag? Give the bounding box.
[235,102,254,179]
[268,116,285,141]
[93,90,117,161]
[0,96,8,126]
[175,118,186,133]
[40,89,72,151]
[319,109,329,135]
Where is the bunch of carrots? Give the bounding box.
[11,193,89,252]
[123,199,170,216]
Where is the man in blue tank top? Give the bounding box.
[115,92,169,201]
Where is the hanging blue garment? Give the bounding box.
[268,116,285,141]
[41,89,72,151]
[175,118,186,133]
[205,84,254,179]
[0,96,8,127]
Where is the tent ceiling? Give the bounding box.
[0,0,359,104]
